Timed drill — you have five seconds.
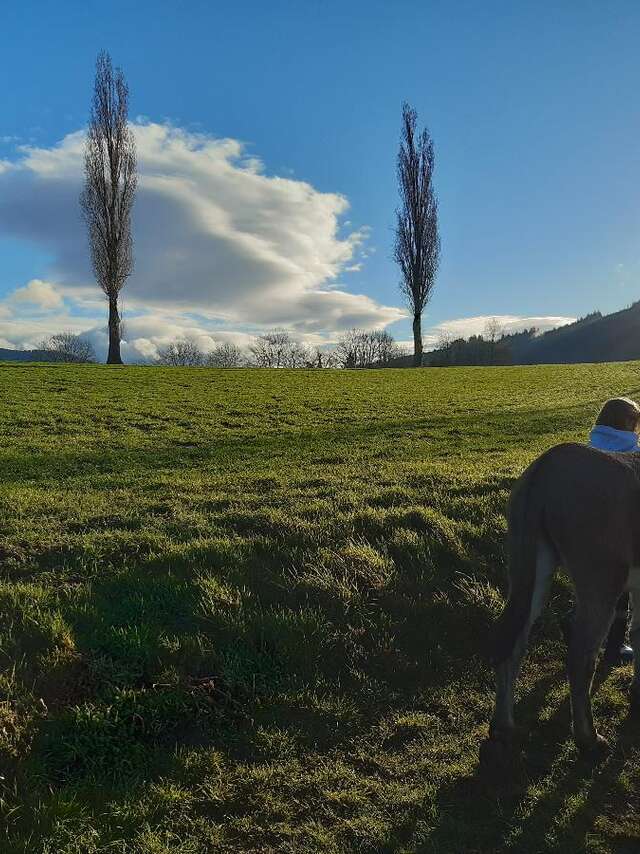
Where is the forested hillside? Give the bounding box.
[424,301,640,366]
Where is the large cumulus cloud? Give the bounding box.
[0,123,404,335]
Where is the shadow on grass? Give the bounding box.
[414,665,640,854]
[21,512,506,788]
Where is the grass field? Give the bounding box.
[2,362,640,853]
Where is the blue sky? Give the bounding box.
[1,0,639,357]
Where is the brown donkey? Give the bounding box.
[483,442,640,760]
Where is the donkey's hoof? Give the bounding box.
[479,735,516,778]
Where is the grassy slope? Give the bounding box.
[1,362,640,853]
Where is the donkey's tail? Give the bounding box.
[490,454,548,665]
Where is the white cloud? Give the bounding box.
[0,307,91,350]
[0,123,403,335]
[1,123,580,364]
[0,297,315,362]
[11,278,64,310]
[423,314,576,349]
[0,302,579,364]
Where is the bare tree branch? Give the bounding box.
[156,339,204,367]
[38,332,96,363]
[310,347,338,369]
[484,317,504,365]
[336,328,403,368]
[80,51,137,365]
[206,342,246,368]
[394,102,440,367]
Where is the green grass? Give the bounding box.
[2,361,640,852]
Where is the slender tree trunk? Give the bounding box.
[412,313,423,367]
[107,296,123,364]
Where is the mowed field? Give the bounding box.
[2,362,640,853]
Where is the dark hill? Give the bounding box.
[419,301,640,367]
[0,348,54,362]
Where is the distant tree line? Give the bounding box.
[427,334,513,367]
[155,328,407,368]
[33,308,635,369]
[426,311,612,367]
[426,320,531,367]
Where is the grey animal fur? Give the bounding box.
[485,442,640,756]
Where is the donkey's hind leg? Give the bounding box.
[623,569,640,713]
[568,567,625,752]
[490,538,556,741]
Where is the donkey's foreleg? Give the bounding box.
[568,574,622,752]
[490,538,556,741]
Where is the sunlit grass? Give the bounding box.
[1,361,640,852]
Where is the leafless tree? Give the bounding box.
[249,330,317,368]
[372,329,401,365]
[336,329,360,368]
[436,329,454,350]
[38,332,96,363]
[206,342,245,368]
[335,328,402,368]
[249,330,292,367]
[483,317,503,343]
[337,329,367,368]
[310,347,338,369]
[394,102,440,367]
[156,338,204,367]
[484,317,504,365]
[80,51,137,365]
[287,341,312,368]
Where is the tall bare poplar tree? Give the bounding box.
[81,51,137,365]
[394,102,440,367]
